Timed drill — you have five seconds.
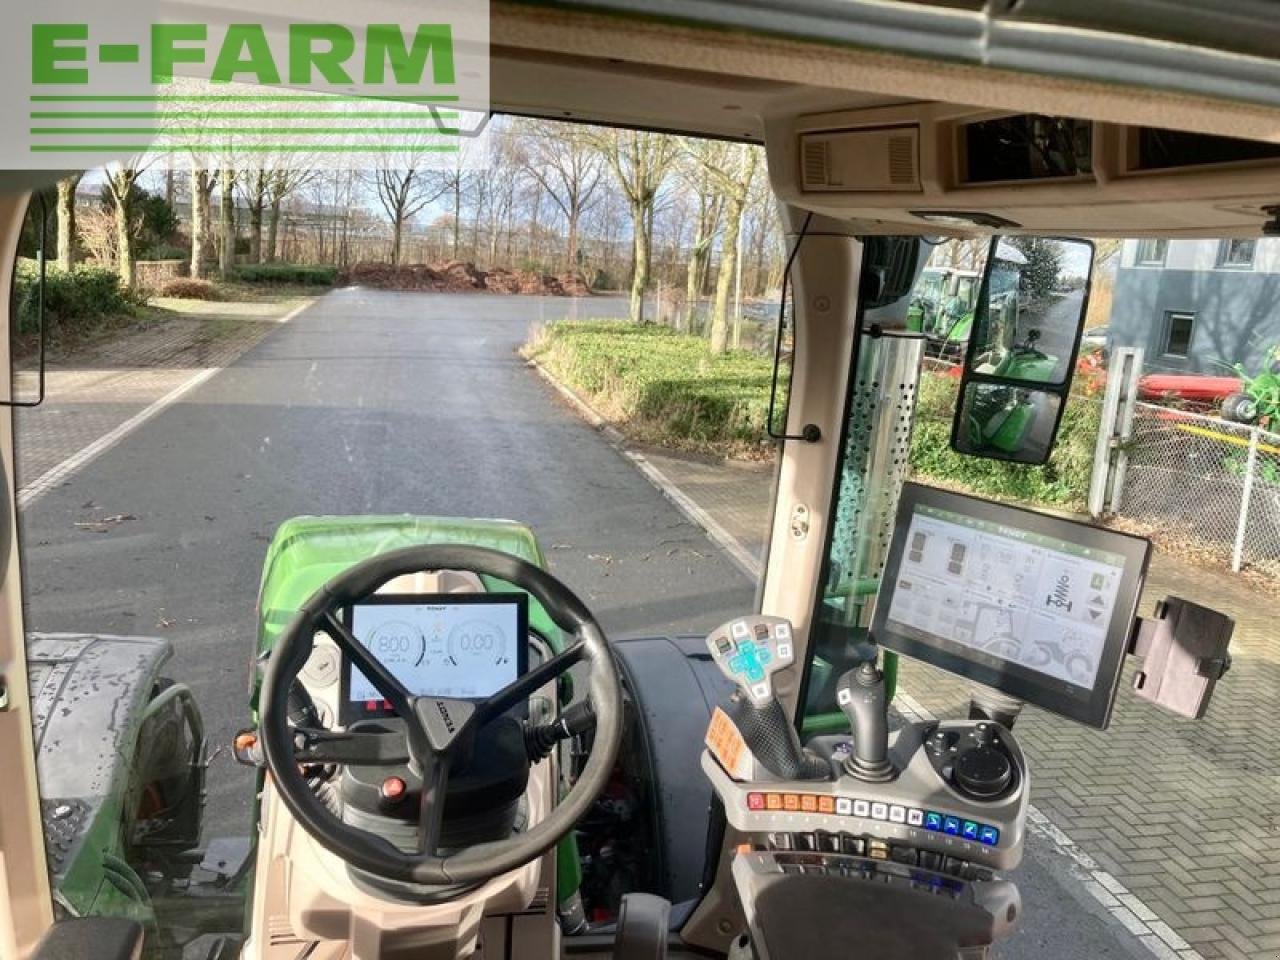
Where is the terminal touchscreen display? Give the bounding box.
[873,484,1149,728]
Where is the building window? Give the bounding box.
[1162,311,1195,358]
[1216,239,1256,269]
[1134,239,1167,265]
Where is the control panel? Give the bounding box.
[705,615,796,705]
[703,719,1029,871]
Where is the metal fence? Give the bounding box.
[1091,349,1280,575]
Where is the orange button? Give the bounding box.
[817,796,835,814]
[783,794,800,811]
[234,732,257,753]
[800,795,817,812]
[381,776,407,801]
[765,794,783,811]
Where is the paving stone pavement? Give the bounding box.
[644,447,1280,960]
[15,298,308,492]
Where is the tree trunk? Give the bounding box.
[190,169,208,278]
[710,194,746,354]
[267,195,282,263]
[218,168,234,279]
[165,168,176,208]
[391,217,404,267]
[566,212,579,274]
[56,175,80,271]
[249,200,264,263]
[630,200,648,324]
[452,180,462,258]
[113,177,135,290]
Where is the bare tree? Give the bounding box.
[103,162,149,289]
[189,166,216,278]
[265,168,317,263]
[218,167,237,279]
[55,173,83,271]
[524,120,603,273]
[696,143,760,352]
[371,163,448,266]
[592,129,678,323]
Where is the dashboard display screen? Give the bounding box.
[873,484,1149,729]
[345,594,527,704]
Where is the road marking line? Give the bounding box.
[535,355,1204,960]
[17,299,313,510]
[17,367,221,510]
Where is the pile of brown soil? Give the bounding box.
[340,261,590,297]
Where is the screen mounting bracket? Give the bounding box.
[1127,597,1233,720]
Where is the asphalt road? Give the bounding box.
[16,290,1152,960]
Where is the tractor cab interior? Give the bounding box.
[0,2,1273,959]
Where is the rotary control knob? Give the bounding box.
[952,745,1012,800]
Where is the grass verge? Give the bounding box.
[525,320,777,459]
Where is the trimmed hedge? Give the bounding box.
[158,278,223,301]
[231,263,338,286]
[529,320,1102,508]
[13,259,133,336]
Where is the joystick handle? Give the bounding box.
[836,663,894,782]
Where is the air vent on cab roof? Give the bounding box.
[799,125,921,193]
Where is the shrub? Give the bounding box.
[159,278,223,300]
[12,259,133,335]
[231,263,338,286]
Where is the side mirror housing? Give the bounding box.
[950,236,1095,464]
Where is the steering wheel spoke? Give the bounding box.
[415,750,450,856]
[474,640,587,726]
[321,610,415,718]
[292,726,410,766]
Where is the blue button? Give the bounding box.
[746,666,765,682]
[924,812,944,831]
[961,820,980,840]
[758,649,773,665]
[728,655,746,673]
[943,816,961,836]
[978,826,1000,846]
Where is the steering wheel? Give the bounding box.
[260,544,623,886]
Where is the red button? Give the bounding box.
[747,792,765,810]
[380,776,407,801]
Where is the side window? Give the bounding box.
[1162,310,1196,358]
[1135,238,1167,265]
[1216,239,1256,269]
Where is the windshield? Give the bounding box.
[10,117,779,954]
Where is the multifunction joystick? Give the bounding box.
[836,663,894,782]
[705,616,829,782]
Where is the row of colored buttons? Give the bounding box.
[745,792,1000,847]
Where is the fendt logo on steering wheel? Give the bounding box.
[436,699,458,735]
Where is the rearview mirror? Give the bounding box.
[951,236,1094,464]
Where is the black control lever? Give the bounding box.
[836,663,894,782]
